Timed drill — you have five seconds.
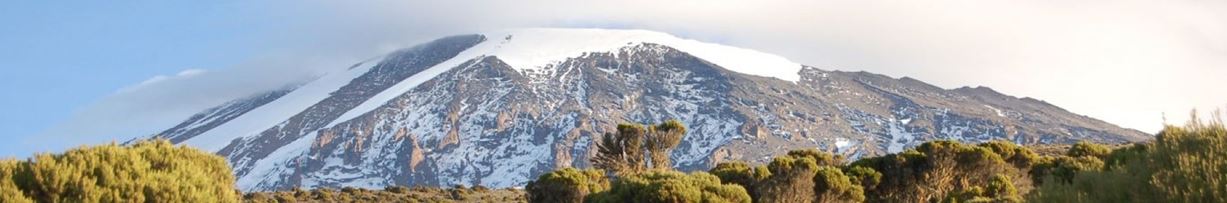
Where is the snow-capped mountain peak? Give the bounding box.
[146,28,1148,191]
[473,28,803,81]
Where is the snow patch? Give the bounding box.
[236,132,317,191]
[482,28,803,81]
[886,122,915,153]
[182,58,382,152]
[331,28,804,127]
[835,138,853,149]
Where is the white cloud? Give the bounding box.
[123,69,207,93]
[29,53,361,154]
[34,0,1227,154]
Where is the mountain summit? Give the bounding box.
[141,28,1148,191]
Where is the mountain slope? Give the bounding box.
[146,28,1149,191]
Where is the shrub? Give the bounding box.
[708,161,770,200]
[385,185,410,194]
[589,170,750,203]
[525,168,608,203]
[1030,114,1227,202]
[786,149,843,167]
[0,159,33,203]
[845,166,881,191]
[0,139,238,202]
[1066,141,1112,159]
[1030,155,1103,184]
[850,140,1028,202]
[813,166,865,203]
[757,156,819,203]
[978,141,1040,169]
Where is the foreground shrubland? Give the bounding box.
[529,116,1227,203]
[3,116,1224,202]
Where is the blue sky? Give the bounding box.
[2,1,1223,158]
[0,1,275,156]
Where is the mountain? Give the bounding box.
[138,28,1150,191]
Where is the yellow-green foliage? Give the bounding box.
[546,119,1227,203]
[1030,155,1103,184]
[845,166,881,191]
[943,174,1021,203]
[813,166,865,203]
[1031,116,1227,202]
[0,139,238,203]
[0,159,34,203]
[526,168,609,203]
[850,140,1029,202]
[757,155,820,203]
[589,170,750,203]
[1065,141,1112,159]
[979,141,1041,169]
[710,150,863,203]
[709,162,770,200]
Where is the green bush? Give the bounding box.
[1030,116,1227,202]
[1065,141,1112,159]
[850,140,1029,202]
[813,166,865,203]
[757,155,819,203]
[0,139,238,203]
[526,168,608,203]
[845,166,881,191]
[978,141,1040,169]
[589,170,750,203]
[0,160,33,203]
[785,149,843,167]
[708,161,770,200]
[1030,155,1103,184]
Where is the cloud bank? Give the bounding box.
[32,0,1227,156]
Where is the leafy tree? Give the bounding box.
[592,120,687,175]
[592,124,647,175]
[526,168,609,203]
[646,120,686,170]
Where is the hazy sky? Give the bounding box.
[2,0,1224,157]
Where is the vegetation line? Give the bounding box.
[2,115,1224,202]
